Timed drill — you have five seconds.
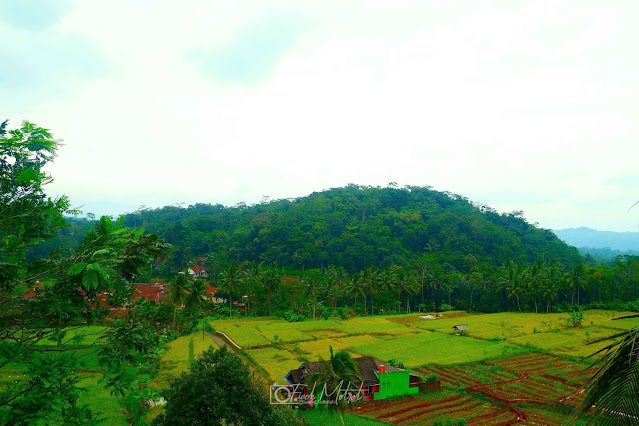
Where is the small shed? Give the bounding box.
[453,324,468,332]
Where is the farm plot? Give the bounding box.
[293,338,350,357]
[516,405,573,426]
[407,353,597,425]
[351,332,524,367]
[478,353,591,409]
[211,321,271,347]
[244,346,301,382]
[334,317,411,335]
[150,333,220,390]
[416,365,517,389]
[410,310,638,343]
[355,391,508,425]
[505,327,624,359]
[259,319,346,342]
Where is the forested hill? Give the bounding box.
[120,185,582,272]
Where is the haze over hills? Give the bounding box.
[553,227,639,252]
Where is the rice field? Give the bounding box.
[150,332,220,389]
[209,309,636,424]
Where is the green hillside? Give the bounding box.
[120,185,582,272]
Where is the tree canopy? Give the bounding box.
[153,346,299,426]
[116,184,582,273]
[0,120,171,423]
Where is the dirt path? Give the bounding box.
[200,330,233,351]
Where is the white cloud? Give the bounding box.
[3,0,639,231]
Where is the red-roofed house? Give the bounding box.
[21,282,43,299]
[131,283,167,303]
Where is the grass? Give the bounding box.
[77,373,128,425]
[244,346,301,382]
[206,309,637,383]
[210,320,271,347]
[351,332,525,367]
[150,332,219,390]
[34,325,108,347]
[295,338,350,357]
[299,408,392,425]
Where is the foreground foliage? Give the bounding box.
[153,346,300,425]
[0,120,170,423]
[576,315,639,425]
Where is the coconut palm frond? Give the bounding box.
[575,326,639,425]
[585,330,631,346]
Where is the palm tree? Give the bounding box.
[361,266,379,316]
[326,266,348,313]
[166,273,190,331]
[566,264,588,306]
[415,262,429,305]
[260,266,281,316]
[389,266,418,313]
[302,269,324,319]
[242,261,261,316]
[219,265,241,318]
[185,278,207,322]
[575,315,639,425]
[308,346,362,426]
[525,261,546,314]
[499,261,524,311]
[346,272,365,313]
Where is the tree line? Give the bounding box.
[161,255,639,323]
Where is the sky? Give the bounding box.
[2,0,639,232]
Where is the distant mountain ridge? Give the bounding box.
[553,227,639,251]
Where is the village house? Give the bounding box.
[130,282,167,303]
[21,282,43,299]
[283,356,420,404]
[205,286,226,304]
[90,281,169,318]
[187,265,208,278]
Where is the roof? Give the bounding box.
[189,265,208,273]
[206,287,217,295]
[453,324,468,331]
[285,369,304,385]
[130,283,167,303]
[21,282,45,299]
[290,356,403,387]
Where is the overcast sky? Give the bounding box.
[2,0,638,231]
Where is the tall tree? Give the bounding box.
[166,273,189,330]
[219,265,241,318]
[308,347,362,426]
[0,120,171,423]
[500,261,524,311]
[154,346,299,425]
[185,278,207,320]
[566,264,588,306]
[260,266,281,316]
